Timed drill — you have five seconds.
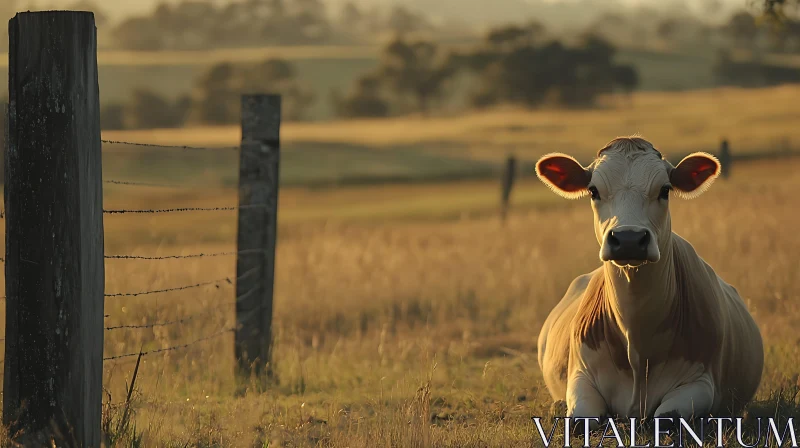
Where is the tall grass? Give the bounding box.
[0,156,788,446]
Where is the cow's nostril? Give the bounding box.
[638,231,650,248]
[607,232,620,248]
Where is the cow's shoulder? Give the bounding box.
[565,270,597,299]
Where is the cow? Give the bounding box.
[534,136,763,426]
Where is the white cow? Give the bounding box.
[534,136,763,423]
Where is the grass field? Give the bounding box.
[2,81,800,445]
[99,84,800,189]
[1,151,799,446]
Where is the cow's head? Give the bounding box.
[535,137,720,268]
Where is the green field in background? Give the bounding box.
[0,46,718,120]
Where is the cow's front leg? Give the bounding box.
[567,371,608,433]
[653,373,715,420]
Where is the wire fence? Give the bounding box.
[101,139,239,152]
[1,137,255,369]
[100,137,250,365]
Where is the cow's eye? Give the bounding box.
[659,185,672,200]
[588,186,600,201]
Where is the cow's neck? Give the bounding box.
[603,237,677,358]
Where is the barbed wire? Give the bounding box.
[103,204,267,214]
[102,327,234,361]
[105,284,260,331]
[105,303,232,331]
[2,251,264,262]
[104,179,185,188]
[105,248,264,260]
[104,276,233,298]
[101,139,239,152]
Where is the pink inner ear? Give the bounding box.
[543,163,567,182]
[539,158,588,192]
[689,161,717,186]
[672,156,719,192]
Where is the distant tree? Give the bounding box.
[386,6,431,37]
[188,62,238,125]
[726,11,760,49]
[100,103,126,130]
[331,75,391,118]
[243,59,316,121]
[374,37,458,115]
[656,18,680,42]
[113,17,164,50]
[188,58,315,125]
[459,24,639,109]
[123,89,188,129]
[486,21,545,50]
[763,0,795,17]
[290,0,332,41]
[614,65,640,95]
[112,0,339,50]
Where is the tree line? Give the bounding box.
[99,22,640,130]
[1,0,439,51]
[3,0,800,53]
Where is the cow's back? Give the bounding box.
[538,268,601,401]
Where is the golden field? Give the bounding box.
[2,86,800,445]
[103,84,800,164]
[2,156,799,446]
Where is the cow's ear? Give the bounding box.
[669,152,720,199]
[535,153,592,199]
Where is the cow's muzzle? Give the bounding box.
[601,227,659,265]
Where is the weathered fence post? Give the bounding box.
[1,101,6,185]
[500,154,517,222]
[3,11,104,446]
[235,95,281,387]
[719,138,731,180]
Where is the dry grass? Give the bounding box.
[1,154,797,446]
[102,85,800,163]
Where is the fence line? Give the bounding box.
[102,268,259,299]
[104,179,187,188]
[102,205,266,214]
[101,139,239,152]
[104,284,262,332]
[104,248,265,260]
[105,303,234,331]
[102,328,235,361]
[104,277,234,298]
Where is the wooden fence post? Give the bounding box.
[3,11,104,446]
[235,94,281,387]
[500,154,517,222]
[1,101,6,184]
[719,138,731,180]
